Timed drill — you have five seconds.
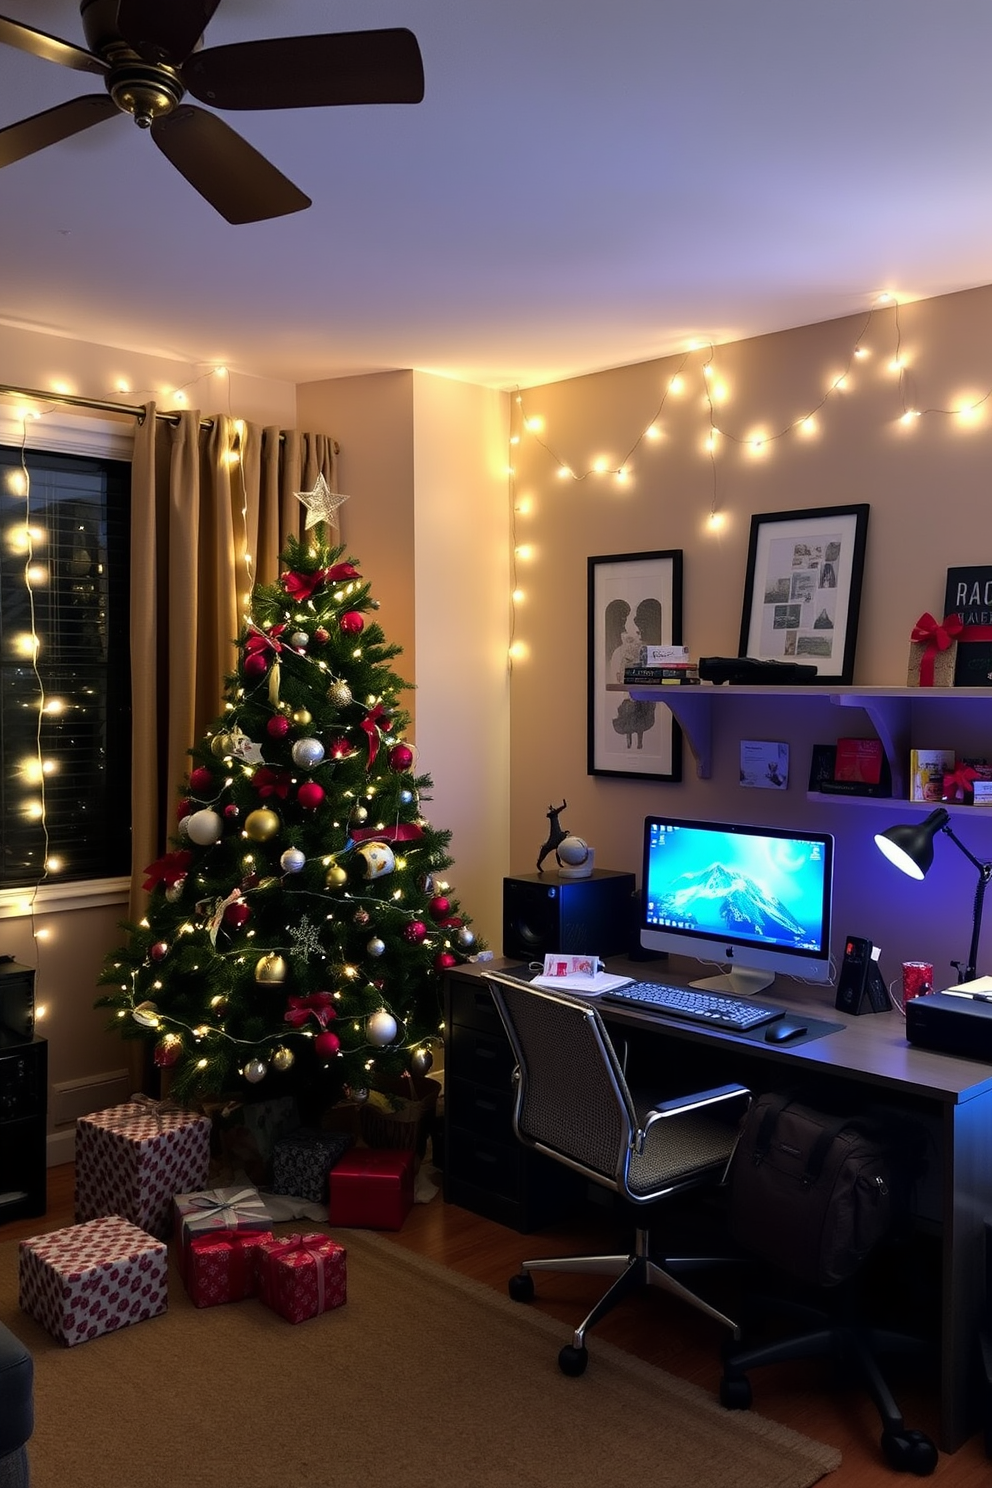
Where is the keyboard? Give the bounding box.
[600,980,782,1032]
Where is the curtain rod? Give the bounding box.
[0,382,214,429]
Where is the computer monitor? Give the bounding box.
[640,815,834,995]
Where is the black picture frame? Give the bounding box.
[587,550,683,781]
[738,504,869,685]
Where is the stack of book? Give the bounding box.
[623,647,699,686]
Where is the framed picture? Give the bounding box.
[587,550,683,780]
[738,504,869,684]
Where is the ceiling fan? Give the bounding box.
[0,0,424,223]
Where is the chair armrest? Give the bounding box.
[644,1083,750,1128]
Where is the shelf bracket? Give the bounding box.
[830,692,911,799]
[629,688,712,778]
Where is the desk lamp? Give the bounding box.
[874,808,992,984]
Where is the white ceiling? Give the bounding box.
[1,1,991,391]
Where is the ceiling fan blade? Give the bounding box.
[0,14,106,74]
[115,0,223,66]
[182,28,425,110]
[0,95,118,168]
[151,105,310,224]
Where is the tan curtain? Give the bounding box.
[128,406,338,921]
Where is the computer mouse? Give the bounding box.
[765,1018,808,1043]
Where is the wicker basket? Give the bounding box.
[360,1075,441,1154]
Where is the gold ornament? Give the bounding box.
[210,732,231,758]
[209,994,229,1017]
[272,1045,295,1072]
[292,709,312,727]
[132,1001,160,1028]
[245,808,280,841]
[327,680,353,708]
[255,953,288,983]
[325,863,348,888]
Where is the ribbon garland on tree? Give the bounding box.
[360,702,392,766]
[281,561,362,603]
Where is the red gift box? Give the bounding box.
[256,1233,346,1324]
[186,1228,273,1308]
[327,1148,414,1230]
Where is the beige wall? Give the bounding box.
[510,286,992,989]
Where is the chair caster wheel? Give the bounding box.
[719,1375,752,1411]
[558,1344,588,1376]
[880,1428,938,1476]
[508,1272,534,1303]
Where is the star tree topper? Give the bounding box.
[295,474,350,530]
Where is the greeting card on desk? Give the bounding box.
[530,971,634,995]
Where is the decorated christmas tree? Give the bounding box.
[98,501,482,1108]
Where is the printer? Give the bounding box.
[905,989,992,1059]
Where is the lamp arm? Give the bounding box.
[941,822,987,876]
[959,861,992,985]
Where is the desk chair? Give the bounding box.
[487,972,751,1375]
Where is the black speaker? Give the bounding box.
[834,935,889,1015]
[502,871,636,962]
[0,958,34,1042]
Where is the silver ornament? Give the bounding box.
[244,1057,268,1084]
[457,926,476,949]
[280,847,306,874]
[367,936,386,958]
[400,789,414,805]
[290,630,309,649]
[132,1001,160,1028]
[291,737,325,769]
[186,808,224,845]
[410,1045,434,1077]
[165,877,185,903]
[367,1009,398,1046]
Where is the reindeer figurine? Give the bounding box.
[536,800,568,873]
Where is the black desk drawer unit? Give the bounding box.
[0,1035,47,1224]
[443,971,582,1232]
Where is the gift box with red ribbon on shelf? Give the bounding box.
[907,612,960,688]
[256,1232,346,1323]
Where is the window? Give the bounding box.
[0,443,131,888]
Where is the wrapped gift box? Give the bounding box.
[19,1216,167,1347]
[186,1228,273,1308]
[75,1100,211,1240]
[256,1233,346,1324]
[326,1148,414,1231]
[270,1128,355,1204]
[173,1185,274,1280]
[199,1095,301,1185]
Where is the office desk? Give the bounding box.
[443,958,992,1453]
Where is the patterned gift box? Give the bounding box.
[270,1128,355,1204]
[75,1099,211,1240]
[185,1228,273,1308]
[256,1232,346,1324]
[19,1216,167,1347]
[173,1185,274,1281]
[326,1148,414,1230]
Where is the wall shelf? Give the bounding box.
[620,683,992,798]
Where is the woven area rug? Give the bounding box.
[0,1227,840,1488]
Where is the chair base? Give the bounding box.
[721,1318,938,1476]
[510,1223,739,1366]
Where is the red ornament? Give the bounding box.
[439,916,464,929]
[176,797,192,822]
[388,743,414,773]
[339,611,365,636]
[297,781,325,810]
[403,920,427,944]
[149,941,169,962]
[314,1030,341,1059]
[267,715,290,739]
[243,651,268,681]
[224,803,240,819]
[223,901,251,928]
[312,627,330,645]
[153,1037,182,1068]
[435,951,457,972]
[189,766,212,793]
[428,895,451,921]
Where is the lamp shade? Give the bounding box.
[873,808,950,880]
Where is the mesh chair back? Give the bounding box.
[488,975,636,1186]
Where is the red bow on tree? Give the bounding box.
[252,766,292,800]
[360,702,392,766]
[245,623,285,660]
[283,992,337,1029]
[282,562,361,602]
[142,849,193,893]
[349,822,425,846]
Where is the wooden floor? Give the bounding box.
[8,1164,990,1487]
